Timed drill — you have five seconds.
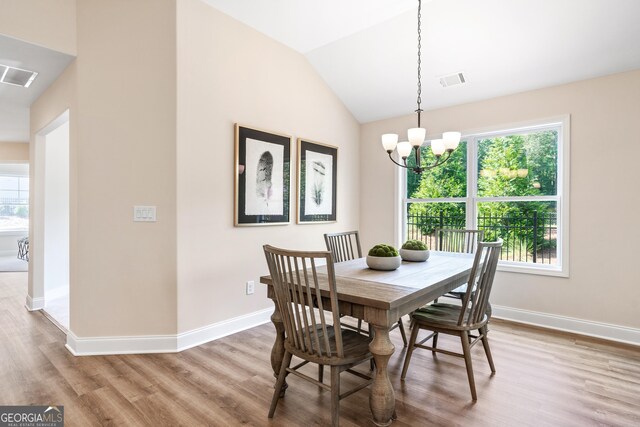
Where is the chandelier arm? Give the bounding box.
[423,151,453,170]
[387,152,410,169]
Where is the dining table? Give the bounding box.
[260,251,476,426]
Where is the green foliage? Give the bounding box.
[401,239,427,250]
[368,244,399,257]
[407,131,559,257]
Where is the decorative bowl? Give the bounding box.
[366,255,401,271]
[399,249,430,262]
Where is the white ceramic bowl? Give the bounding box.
[399,249,430,262]
[366,255,401,271]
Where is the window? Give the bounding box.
[0,174,29,233]
[401,117,569,276]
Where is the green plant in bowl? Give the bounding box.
[368,244,399,257]
[401,240,428,251]
[366,244,401,270]
[399,239,430,262]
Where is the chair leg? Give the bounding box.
[318,364,324,383]
[432,332,439,355]
[460,331,477,401]
[480,326,496,373]
[397,317,408,347]
[330,366,341,427]
[401,322,420,380]
[269,350,293,418]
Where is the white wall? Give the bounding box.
[360,70,640,332]
[43,120,69,298]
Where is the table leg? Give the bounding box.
[369,325,395,426]
[270,298,287,396]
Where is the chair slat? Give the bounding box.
[324,231,362,263]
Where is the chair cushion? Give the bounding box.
[286,325,372,366]
[412,303,487,330]
[413,303,464,325]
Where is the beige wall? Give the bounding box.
[30,0,177,337]
[0,0,76,55]
[72,0,177,336]
[176,0,360,333]
[0,142,29,161]
[360,69,640,329]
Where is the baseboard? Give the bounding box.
[25,295,44,311]
[176,307,272,351]
[65,307,273,356]
[492,305,640,346]
[66,332,177,356]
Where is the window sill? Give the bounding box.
[0,230,28,237]
[497,261,568,278]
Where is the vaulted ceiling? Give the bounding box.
[205,0,640,123]
[2,0,639,142]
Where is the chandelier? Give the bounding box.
[381,0,461,175]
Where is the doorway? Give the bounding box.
[34,111,70,330]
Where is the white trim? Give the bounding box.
[493,305,640,346]
[25,295,44,311]
[399,115,570,277]
[65,308,273,356]
[176,307,272,351]
[66,332,177,356]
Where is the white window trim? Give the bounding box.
[396,115,570,277]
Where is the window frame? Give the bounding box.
[0,172,30,235]
[397,115,570,277]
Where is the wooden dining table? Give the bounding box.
[260,251,476,426]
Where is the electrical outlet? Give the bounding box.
[246,280,255,295]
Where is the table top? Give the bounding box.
[260,251,475,311]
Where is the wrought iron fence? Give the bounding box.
[406,211,557,264]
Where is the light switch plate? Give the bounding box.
[134,206,157,222]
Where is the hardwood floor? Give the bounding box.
[1,272,639,426]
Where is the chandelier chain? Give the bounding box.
[416,0,422,113]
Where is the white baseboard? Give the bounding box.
[66,332,177,356]
[492,305,640,346]
[176,307,272,351]
[65,307,273,356]
[25,295,44,311]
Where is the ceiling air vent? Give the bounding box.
[0,64,38,88]
[439,72,466,88]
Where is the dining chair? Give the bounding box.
[323,230,362,263]
[400,239,503,401]
[434,228,485,303]
[263,245,373,427]
[324,231,408,346]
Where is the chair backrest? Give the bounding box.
[263,245,345,359]
[435,228,485,254]
[324,231,362,263]
[458,239,503,327]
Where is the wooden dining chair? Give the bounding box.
[324,231,408,346]
[324,230,362,263]
[434,228,485,302]
[263,245,373,427]
[400,239,503,401]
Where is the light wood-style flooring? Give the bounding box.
[1,272,639,426]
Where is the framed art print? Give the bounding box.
[235,124,291,226]
[297,139,337,223]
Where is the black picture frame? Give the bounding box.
[235,124,291,226]
[297,139,337,223]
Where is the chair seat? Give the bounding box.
[285,325,372,366]
[446,283,468,298]
[413,303,487,331]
